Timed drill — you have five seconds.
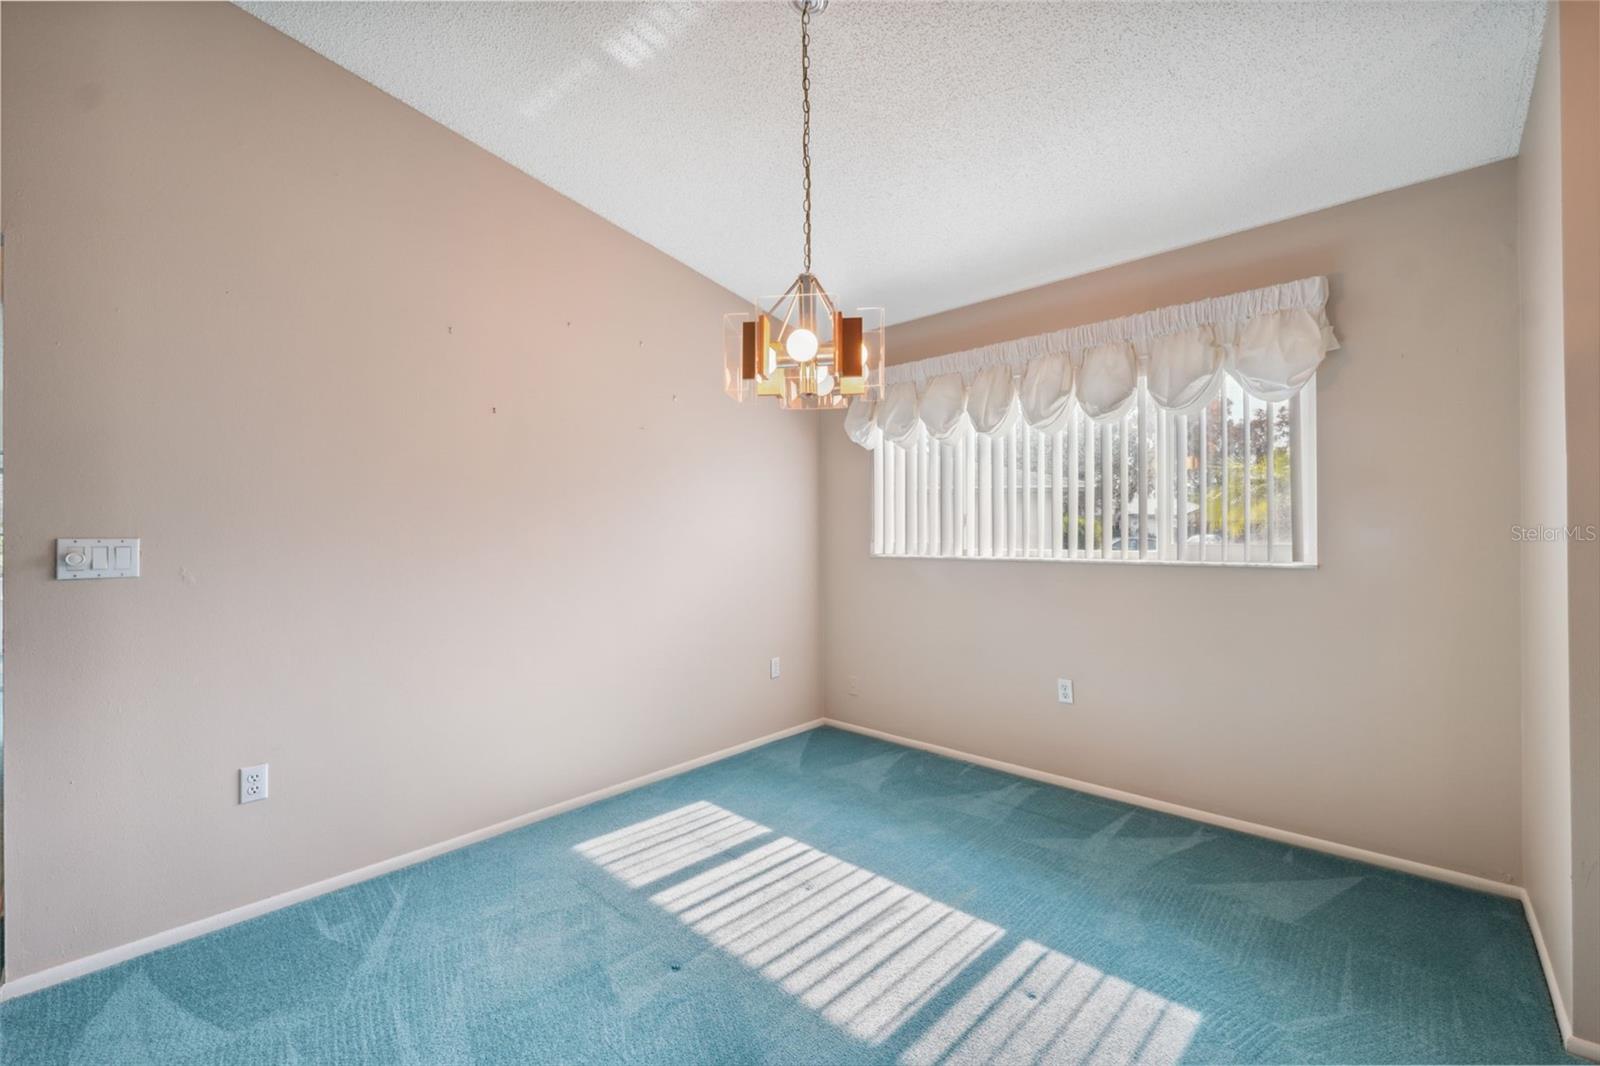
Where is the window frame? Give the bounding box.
[868,377,1318,568]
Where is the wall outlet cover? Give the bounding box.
[770,656,781,680]
[240,764,269,804]
[1057,679,1075,704]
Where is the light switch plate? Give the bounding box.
[57,538,140,580]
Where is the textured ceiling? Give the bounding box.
[242,1,1544,323]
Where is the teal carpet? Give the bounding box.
[0,726,1576,1064]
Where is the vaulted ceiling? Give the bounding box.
[243,1,1545,322]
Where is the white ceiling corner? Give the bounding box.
[240,1,1545,323]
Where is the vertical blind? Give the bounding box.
[870,375,1316,564]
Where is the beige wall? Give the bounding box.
[1519,0,1574,1029]
[822,162,1525,883]
[1518,2,1600,1048]
[1557,0,1600,1043]
[0,2,820,980]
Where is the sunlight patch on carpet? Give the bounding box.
[902,939,1200,1065]
[577,803,1201,1062]
[573,800,770,887]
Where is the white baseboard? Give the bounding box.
[1522,890,1600,1063]
[9,711,1594,1063]
[821,718,1519,898]
[0,717,825,1002]
[823,718,1600,1060]
[1571,1033,1600,1062]
[1522,891,1576,1055]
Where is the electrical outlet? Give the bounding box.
[770,656,781,680]
[848,675,860,696]
[240,763,269,804]
[1057,679,1074,705]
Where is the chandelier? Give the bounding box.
[724,0,885,410]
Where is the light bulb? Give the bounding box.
[786,327,819,363]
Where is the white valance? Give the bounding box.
[854,277,1338,448]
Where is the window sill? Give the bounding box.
[870,551,1318,570]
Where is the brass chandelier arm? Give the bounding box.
[809,277,837,317]
[761,274,836,320]
[764,274,803,318]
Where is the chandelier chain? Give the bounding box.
[800,4,812,274]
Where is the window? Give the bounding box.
[849,278,1335,566]
[869,374,1317,566]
